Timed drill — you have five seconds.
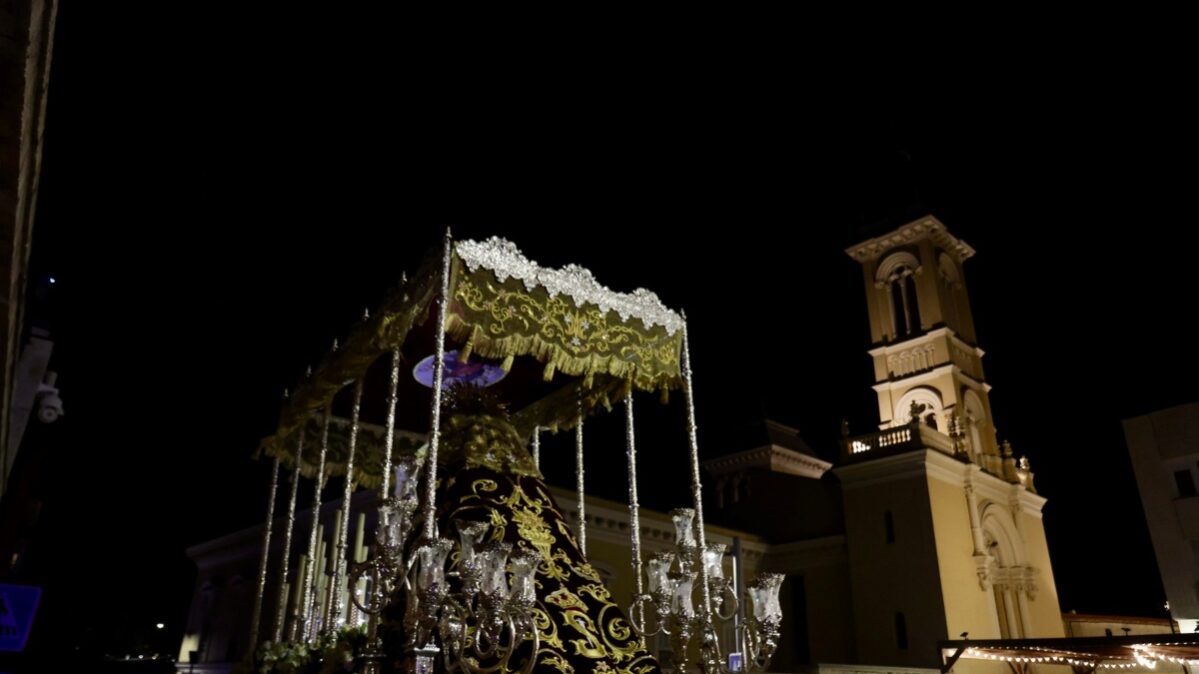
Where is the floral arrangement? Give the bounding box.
[249,625,367,674]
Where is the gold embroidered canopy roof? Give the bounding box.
[258,236,684,484]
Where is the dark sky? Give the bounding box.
[16,3,1197,656]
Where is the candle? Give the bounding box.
[315,540,327,580]
[353,513,366,563]
[292,555,308,611]
[318,580,330,628]
[313,525,325,577]
[330,509,343,567]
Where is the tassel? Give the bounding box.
[543,362,556,381]
[459,328,476,362]
[501,354,514,372]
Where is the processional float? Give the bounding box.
[249,233,783,674]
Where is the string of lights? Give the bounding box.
[962,646,1199,669]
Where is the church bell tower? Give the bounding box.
[846,215,1013,479]
[835,216,1064,669]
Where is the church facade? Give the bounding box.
[702,216,1065,671]
[837,216,1064,666]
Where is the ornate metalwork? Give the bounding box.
[297,406,331,640]
[347,449,542,674]
[250,456,280,649]
[531,426,540,470]
[627,506,781,673]
[274,429,305,642]
[575,394,586,557]
[680,315,712,622]
[359,348,404,674]
[394,231,543,674]
[621,316,783,674]
[400,528,541,674]
[624,391,646,632]
[326,378,364,631]
[424,229,453,539]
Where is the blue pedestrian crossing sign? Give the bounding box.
[0,584,41,651]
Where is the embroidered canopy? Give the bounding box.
[257,236,685,487]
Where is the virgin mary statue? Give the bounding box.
[384,381,662,674]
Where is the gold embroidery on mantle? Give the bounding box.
[546,588,588,612]
[563,610,608,660]
[425,411,661,674]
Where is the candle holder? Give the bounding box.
[399,525,540,674]
[351,457,421,674]
[628,508,783,674]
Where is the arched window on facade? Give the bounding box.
[895,387,944,432]
[877,252,923,338]
[982,505,1031,640]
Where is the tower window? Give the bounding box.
[876,252,923,339]
[894,612,908,650]
[884,510,895,544]
[1175,470,1197,498]
[902,274,921,334]
[890,280,907,336]
[886,270,921,337]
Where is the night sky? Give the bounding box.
[14,3,1196,658]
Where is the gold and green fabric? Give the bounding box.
[258,416,427,490]
[260,241,684,466]
[446,262,681,393]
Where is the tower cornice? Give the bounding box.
[869,362,986,391]
[866,326,985,359]
[845,215,976,263]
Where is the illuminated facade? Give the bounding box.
[839,216,1065,668]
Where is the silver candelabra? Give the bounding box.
[630,508,783,673]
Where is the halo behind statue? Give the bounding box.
[412,350,508,389]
